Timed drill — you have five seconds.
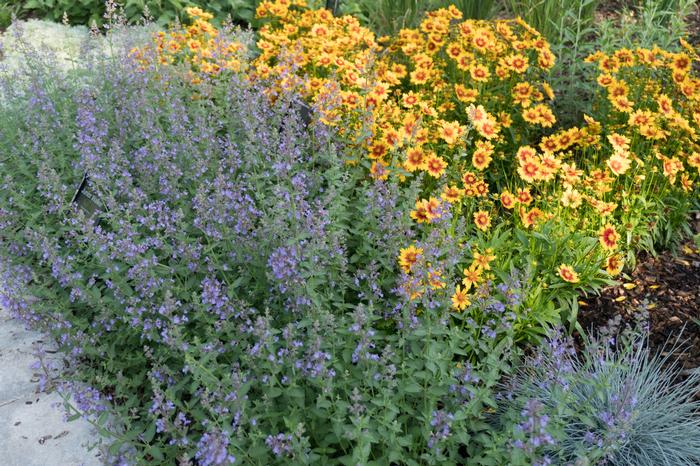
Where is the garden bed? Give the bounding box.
[579,232,700,383]
[1,1,700,465]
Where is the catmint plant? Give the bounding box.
[0,24,525,465]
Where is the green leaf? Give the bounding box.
[142,422,156,443]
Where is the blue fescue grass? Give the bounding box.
[500,324,700,465]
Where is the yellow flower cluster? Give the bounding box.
[586,42,700,190]
[130,7,245,83]
[251,1,557,178]
[131,1,699,314]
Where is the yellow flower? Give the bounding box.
[605,255,623,276]
[426,154,448,178]
[561,187,582,209]
[441,185,464,203]
[469,63,491,82]
[473,210,492,231]
[606,153,631,176]
[599,224,620,251]
[404,147,426,172]
[399,245,423,273]
[558,264,580,283]
[462,264,482,290]
[500,191,516,209]
[438,120,464,145]
[451,285,471,311]
[473,249,496,270]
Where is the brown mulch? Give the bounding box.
[578,233,700,378]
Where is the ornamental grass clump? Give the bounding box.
[499,327,700,465]
[0,25,529,464]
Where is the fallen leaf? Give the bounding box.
[623,283,636,290]
[614,296,626,302]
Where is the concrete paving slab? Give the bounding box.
[0,307,103,465]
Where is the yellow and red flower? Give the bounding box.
[558,264,580,283]
[599,224,620,250]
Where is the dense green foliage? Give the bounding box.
[18,0,258,26]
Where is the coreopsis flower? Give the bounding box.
[597,73,614,87]
[561,187,582,208]
[558,264,580,283]
[671,53,692,74]
[441,185,464,203]
[462,171,479,187]
[505,53,529,73]
[607,133,630,152]
[410,68,432,85]
[473,249,496,270]
[607,152,632,176]
[689,152,700,171]
[471,28,493,52]
[475,118,499,139]
[656,94,674,116]
[516,188,533,205]
[516,146,538,162]
[368,141,388,160]
[512,82,534,107]
[399,245,423,273]
[426,154,448,178]
[428,269,446,289]
[537,47,556,69]
[401,91,421,107]
[661,156,684,183]
[438,120,464,145]
[500,190,516,209]
[462,264,482,290]
[599,223,620,250]
[466,104,487,124]
[517,156,541,183]
[610,95,634,113]
[539,135,559,154]
[534,104,556,127]
[403,147,426,172]
[522,106,540,125]
[451,285,470,311]
[594,200,617,216]
[628,109,656,128]
[680,173,694,191]
[605,255,623,276]
[472,146,493,171]
[539,153,561,179]
[599,55,620,73]
[424,197,442,220]
[454,84,478,103]
[473,210,492,231]
[185,6,214,20]
[411,200,431,223]
[521,207,544,228]
[473,181,489,197]
[469,63,491,82]
[560,162,583,187]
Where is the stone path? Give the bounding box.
[0,306,102,466]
